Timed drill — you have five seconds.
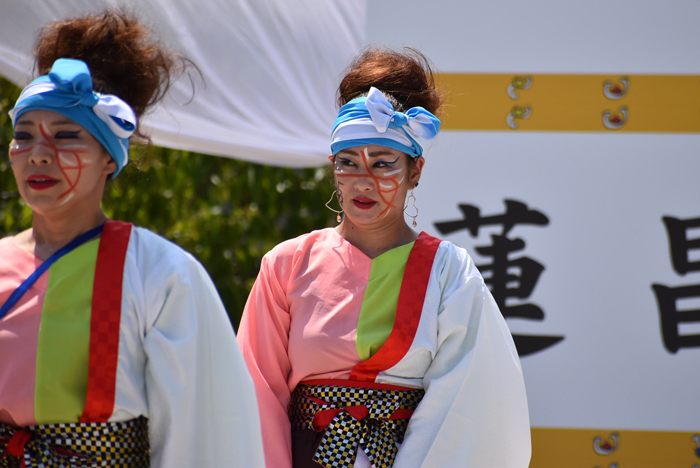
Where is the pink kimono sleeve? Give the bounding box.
[237,251,293,468]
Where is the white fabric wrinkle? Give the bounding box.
[0,1,366,167]
[110,227,265,467]
[390,241,530,467]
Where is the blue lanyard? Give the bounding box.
[0,224,105,320]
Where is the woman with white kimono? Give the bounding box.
[237,48,531,468]
[0,11,264,467]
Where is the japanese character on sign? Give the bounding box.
[435,199,564,357]
[652,216,700,354]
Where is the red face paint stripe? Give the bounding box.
[350,232,442,382]
[335,149,402,217]
[9,146,32,156]
[359,151,400,215]
[80,220,132,423]
[37,125,86,199]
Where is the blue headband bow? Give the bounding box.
[9,58,136,177]
[330,87,440,158]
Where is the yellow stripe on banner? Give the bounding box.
[531,427,700,467]
[438,74,700,132]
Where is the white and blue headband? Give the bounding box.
[330,87,441,158]
[9,58,136,177]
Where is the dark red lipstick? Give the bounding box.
[27,175,59,190]
[353,197,377,210]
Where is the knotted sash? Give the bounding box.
[0,417,149,468]
[290,380,424,468]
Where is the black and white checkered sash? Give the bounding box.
[0,416,149,468]
[289,380,424,468]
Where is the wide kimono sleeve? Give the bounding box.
[133,230,265,467]
[393,243,531,468]
[237,247,295,468]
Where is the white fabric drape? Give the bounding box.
[0,0,366,167]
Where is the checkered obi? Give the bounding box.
[289,380,424,468]
[0,416,149,468]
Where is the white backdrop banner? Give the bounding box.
[366,0,700,465]
[0,0,365,167]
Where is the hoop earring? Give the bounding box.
[325,190,343,223]
[404,190,418,227]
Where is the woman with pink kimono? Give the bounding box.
[238,48,531,468]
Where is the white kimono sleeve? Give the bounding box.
[393,244,531,468]
[136,231,265,467]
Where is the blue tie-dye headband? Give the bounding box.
[9,58,136,177]
[330,87,440,158]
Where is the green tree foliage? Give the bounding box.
[0,76,335,329]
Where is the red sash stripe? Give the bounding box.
[350,232,442,382]
[80,220,132,423]
[300,379,418,392]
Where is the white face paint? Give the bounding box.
[10,109,115,216]
[332,145,413,222]
[56,146,91,199]
[58,152,77,164]
[383,168,403,176]
[334,159,345,173]
[57,192,75,206]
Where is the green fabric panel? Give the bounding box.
[356,242,414,361]
[35,239,99,424]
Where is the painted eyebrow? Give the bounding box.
[337,149,400,158]
[380,156,401,164]
[14,118,80,127]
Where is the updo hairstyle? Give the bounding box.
[337,47,443,116]
[33,10,185,141]
[335,47,443,167]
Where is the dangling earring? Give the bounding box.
[404,188,419,227]
[325,190,343,223]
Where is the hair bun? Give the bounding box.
[337,46,443,116]
[33,10,186,125]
